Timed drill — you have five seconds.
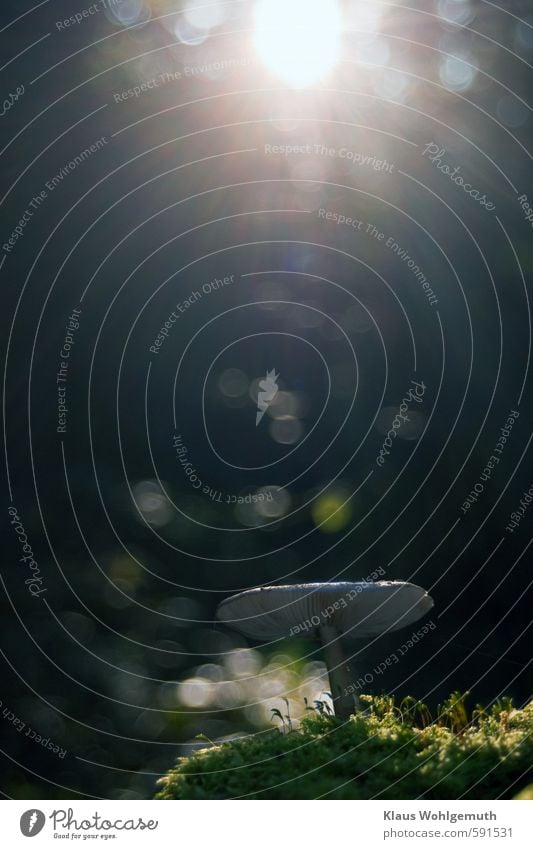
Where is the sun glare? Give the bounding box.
[253,0,342,88]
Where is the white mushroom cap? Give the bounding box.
[217,581,433,641]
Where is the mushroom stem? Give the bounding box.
[319,625,359,719]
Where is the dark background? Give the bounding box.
[1,0,532,799]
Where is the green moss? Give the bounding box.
[155,695,533,800]
[514,784,533,800]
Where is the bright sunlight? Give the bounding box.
[253,0,342,88]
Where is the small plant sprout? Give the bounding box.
[216,581,434,719]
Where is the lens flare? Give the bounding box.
[253,0,342,88]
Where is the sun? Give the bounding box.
[253,0,342,88]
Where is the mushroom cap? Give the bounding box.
[216,581,433,641]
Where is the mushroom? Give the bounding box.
[216,581,434,719]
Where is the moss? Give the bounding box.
[515,783,533,800]
[155,695,533,800]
